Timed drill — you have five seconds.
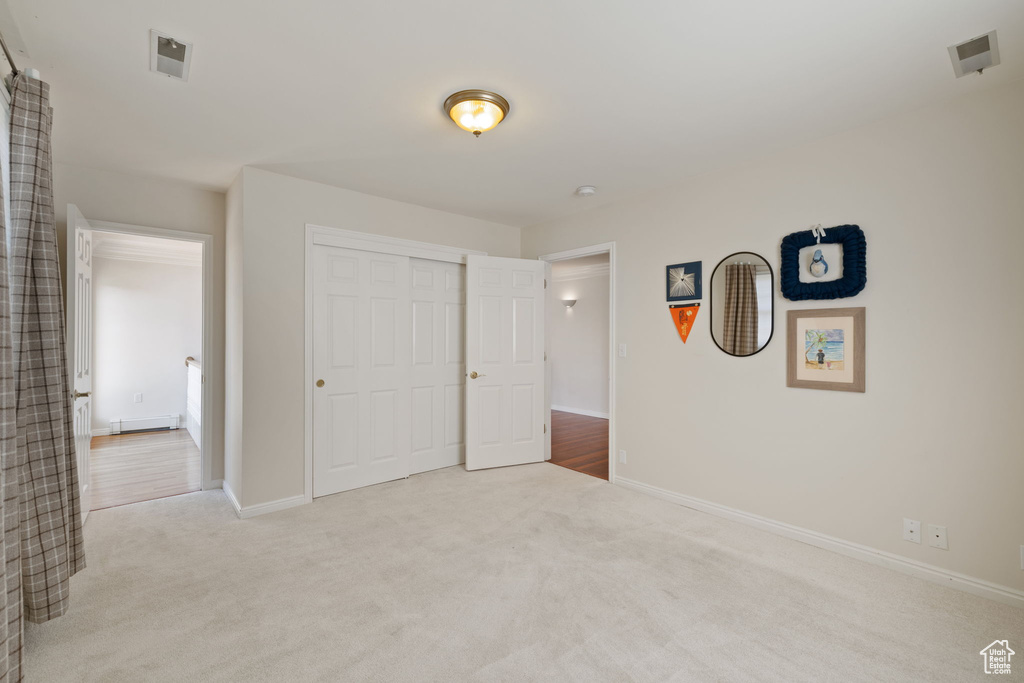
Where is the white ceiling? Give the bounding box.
[5,1,1023,227]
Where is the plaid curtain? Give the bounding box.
[6,74,84,632]
[0,85,22,681]
[722,264,758,355]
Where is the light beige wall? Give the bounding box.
[224,173,244,498]
[54,163,227,481]
[91,256,202,431]
[550,271,610,415]
[236,168,521,508]
[522,81,1024,591]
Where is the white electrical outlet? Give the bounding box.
[903,518,921,544]
[927,524,948,550]
[618,343,627,358]
[618,449,627,464]
[134,393,143,403]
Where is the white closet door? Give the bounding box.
[464,255,546,470]
[409,259,465,474]
[312,245,411,497]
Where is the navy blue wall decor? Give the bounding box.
[666,261,702,301]
[780,224,866,301]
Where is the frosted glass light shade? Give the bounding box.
[443,90,510,137]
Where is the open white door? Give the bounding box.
[65,204,93,519]
[465,255,546,470]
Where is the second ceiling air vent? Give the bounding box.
[948,31,999,78]
[150,29,193,81]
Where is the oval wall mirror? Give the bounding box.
[710,252,774,357]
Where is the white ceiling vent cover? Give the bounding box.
[150,30,192,81]
[948,31,999,78]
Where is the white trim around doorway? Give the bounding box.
[89,220,218,491]
[539,242,617,484]
[302,224,487,504]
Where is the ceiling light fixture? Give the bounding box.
[443,90,510,137]
[562,299,577,308]
[575,185,597,198]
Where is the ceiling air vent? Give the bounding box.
[150,29,192,81]
[948,30,999,78]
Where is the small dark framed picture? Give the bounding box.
[666,261,702,302]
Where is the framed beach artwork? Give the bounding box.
[666,261,702,302]
[786,307,865,393]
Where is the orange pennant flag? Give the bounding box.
[670,303,700,343]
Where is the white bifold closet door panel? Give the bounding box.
[409,258,466,474]
[312,246,412,498]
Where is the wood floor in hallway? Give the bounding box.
[549,409,609,480]
[90,429,201,510]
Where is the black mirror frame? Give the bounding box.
[709,251,775,358]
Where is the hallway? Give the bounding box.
[90,430,201,510]
[549,410,609,480]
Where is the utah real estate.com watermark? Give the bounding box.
[980,640,1014,675]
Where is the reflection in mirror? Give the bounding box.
[710,252,774,356]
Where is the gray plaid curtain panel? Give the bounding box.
[722,264,758,356]
[0,84,21,682]
[6,74,85,636]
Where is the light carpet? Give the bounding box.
[25,463,1023,681]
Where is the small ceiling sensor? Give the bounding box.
[575,185,597,198]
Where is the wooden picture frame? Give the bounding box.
[786,307,865,392]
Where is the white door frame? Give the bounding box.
[538,242,617,484]
[303,224,487,503]
[87,220,217,491]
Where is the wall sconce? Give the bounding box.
[562,299,577,308]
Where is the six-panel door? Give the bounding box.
[464,255,547,470]
[312,246,412,497]
[312,246,544,496]
[409,258,466,474]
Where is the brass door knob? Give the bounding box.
[316,379,325,388]
[73,390,91,400]
[469,371,486,380]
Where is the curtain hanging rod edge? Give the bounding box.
[0,28,20,76]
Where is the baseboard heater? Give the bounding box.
[109,415,180,435]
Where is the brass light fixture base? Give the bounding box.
[443,89,510,136]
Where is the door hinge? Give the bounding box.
[544,351,547,361]
[544,278,547,289]
[544,423,547,434]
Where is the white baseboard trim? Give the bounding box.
[204,478,223,491]
[616,476,1024,610]
[551,405,609,419]
[222,480,241,516]
[91,428,111,437]
[221,480,306,519]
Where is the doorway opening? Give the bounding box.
[88,230,203,510]
[541,244,615,482]
[67,205,214,516]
